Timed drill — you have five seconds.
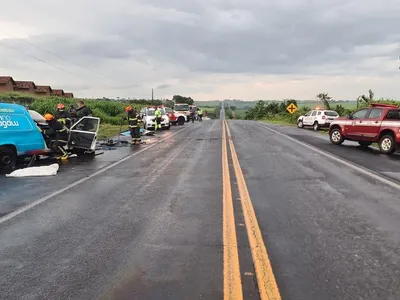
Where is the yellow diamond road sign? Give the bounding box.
[286,103,298,114]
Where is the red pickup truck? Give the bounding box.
[329,103,400,154]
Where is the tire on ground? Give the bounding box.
[178,117,185,125]
[378,134,396,154]
[0,146,17,173]
[329,127,344,145]
[297,120,304,128]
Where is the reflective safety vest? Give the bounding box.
[198,109,203,115]
[155,109,162,117]
[128,112,140,127]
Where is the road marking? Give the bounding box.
[0,127,187,225]
[225,120,281,300]
[256,122,400,191]
[222,120,243,300]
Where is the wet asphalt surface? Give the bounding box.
[1,117,400,299]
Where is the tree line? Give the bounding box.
[242,89,400,122]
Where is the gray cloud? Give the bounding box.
[0,0,399,99]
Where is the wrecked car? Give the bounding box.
[0,103,100,171]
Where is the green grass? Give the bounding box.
[232,109,247,118]
[98,124,129,139]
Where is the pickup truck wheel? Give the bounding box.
[379,135,396,154]
[297,120,304,128]
[358,141,372,148]
[0,147,17,173]
[313,122,320,131]
[329,128,344,145]
[177,117,185,125]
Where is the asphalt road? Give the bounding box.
[1,115,400,299]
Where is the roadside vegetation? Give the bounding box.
[239,89,400,126]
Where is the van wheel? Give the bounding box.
[379,134,396,154]
[0,147,17,173]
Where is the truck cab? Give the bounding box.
[0,103,100,171]
[329,103,400,154]
[173,103,191,121]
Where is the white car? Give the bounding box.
[140,107,170,130]
[297,109,339,130]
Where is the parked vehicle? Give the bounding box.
[140,107,170,130]
[297,108,339,130]
[329,103,400,154]
[174,103,192,121]
[0,103,100,171]
[164,107,186,125]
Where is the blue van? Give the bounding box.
[0,103,47,171]
[0,103,100,171]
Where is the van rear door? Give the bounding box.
[69,117,100,151]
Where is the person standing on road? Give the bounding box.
[43,113,69,160]
[190,107,196,123]
[69,105,78,125]
[76,100,92,119]
[154,106,162,130]
[55,103,71,128]
[125,106,142,145]
[197,108,203,122]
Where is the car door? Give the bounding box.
[345,108,369,138]
[69,117,100,151]
[301,111,311,124]
[305,110,317,125]
[362,108,383,140]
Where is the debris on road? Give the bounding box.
[6,163,59,178]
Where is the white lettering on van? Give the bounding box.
[0,115,19,129]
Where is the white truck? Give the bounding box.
[297,108,339,130]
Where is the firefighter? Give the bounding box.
[55,103,71,128]
[69,104,78,125]
[43,113,69,160]
[125,106,142,144]
[76,100,92,118]
[197,108,203,122]
[154,106,162,130]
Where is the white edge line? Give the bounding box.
[255,122,400,191]
[0,127,187,225]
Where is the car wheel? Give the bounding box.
[297,120,304,128]
[0,147,17,173]
[178,117,185,125]
[358,141,372,148]
[313,122,320,131]
[379,134,396,154]
[329,128,344,145]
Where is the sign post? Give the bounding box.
[286,103,298,123]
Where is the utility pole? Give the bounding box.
[151,89,154,104]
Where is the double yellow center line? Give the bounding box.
[222,120,281,300]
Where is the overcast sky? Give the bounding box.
[0,0,399,100]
